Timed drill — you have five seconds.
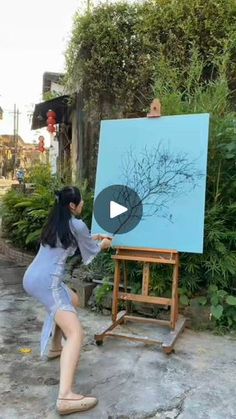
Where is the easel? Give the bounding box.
[95,246,186,353]
[94,100,186,353]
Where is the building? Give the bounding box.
[0,134,43,178]
[43,72,65,99]
[31,72,125,186]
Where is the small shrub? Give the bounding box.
[199,286,236,332]
[1,164,95,252]
[95,278,113,307]
[2,184,55,251]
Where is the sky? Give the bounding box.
[0,0,137,145]
[0,0,85,144]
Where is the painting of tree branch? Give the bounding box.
[120,142,203,222]
[92,114,210,253]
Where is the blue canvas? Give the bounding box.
[91,113,210,253]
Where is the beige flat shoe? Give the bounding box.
[47,349,62,360]
[56,396,98,415]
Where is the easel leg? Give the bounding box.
[170,256,179,329]
[112,260,121,321]
[142,263,150,296]
[162,316,186,354]
[123,261,131,317]
[94,310,126,345]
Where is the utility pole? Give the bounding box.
[13,104,16,177]
[16,107,19,170]
[13,104,19,177]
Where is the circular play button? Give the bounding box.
[94,185,143,235]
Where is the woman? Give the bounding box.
[23,186,111,415]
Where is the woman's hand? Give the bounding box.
[92,234,112,242]
[100,237,112,250]
[92,234,100,241]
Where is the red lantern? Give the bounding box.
[47,124,56,133]
[46,110,56,118]
[47,116,56,125]
[46,109,57,133]
[38,135,45,153]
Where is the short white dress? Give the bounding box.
[23,217,101,357]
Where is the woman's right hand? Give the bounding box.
[100,237,112,250]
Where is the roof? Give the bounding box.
[31,95,71,130]
[43,72,64,95]
[0,135,38,151]
[0,134,27,146]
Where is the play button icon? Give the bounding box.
[94,185,143,235]
[110,201,128,219]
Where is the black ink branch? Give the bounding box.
[120,142,203,222]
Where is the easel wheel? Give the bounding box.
[163,348,175,355]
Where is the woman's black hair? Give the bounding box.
[41,186,82,249]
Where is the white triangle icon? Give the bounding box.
[110,201,128,219]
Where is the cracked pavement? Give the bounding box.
[0,254,236,419]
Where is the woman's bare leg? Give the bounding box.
[69,288,80,309]
[51,289,80,351]
[50,325,63,351]
[54,310,84,398]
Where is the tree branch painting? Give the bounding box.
[120,142,203,222]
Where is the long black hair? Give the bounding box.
[41,186,82,249]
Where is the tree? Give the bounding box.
[65,0,236,114]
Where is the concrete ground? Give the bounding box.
[0,255,236,419]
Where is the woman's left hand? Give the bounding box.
[92,234,100,241]
[92,234,112,242]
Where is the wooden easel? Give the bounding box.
[95,246,186,353]
[94,99,186,353]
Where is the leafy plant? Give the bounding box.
[1,164,94,252]
[1,185,55,251]
[89,250,115,279]
[65,0,236,115]
[178,287,192,307]
[25,163,58,188]
[149,265,173,297]
[95,278,113,307]
[153,51,236,294]
[199,285,236,331]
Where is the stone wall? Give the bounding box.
[0,238,34,266]
[0,179,18,196]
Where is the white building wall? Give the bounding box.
[49,133,59,174]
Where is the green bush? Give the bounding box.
[198,286,236,332]
[1,164,95,251]
[25,163,55,187]
[153,53,236,295]
[95,278,113,307]
[2,164,57,251]
[65,0,236,114]
[88,250,115,279]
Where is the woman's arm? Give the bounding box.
[70,219,111,265]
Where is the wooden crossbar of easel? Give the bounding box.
[94,246,186,354]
